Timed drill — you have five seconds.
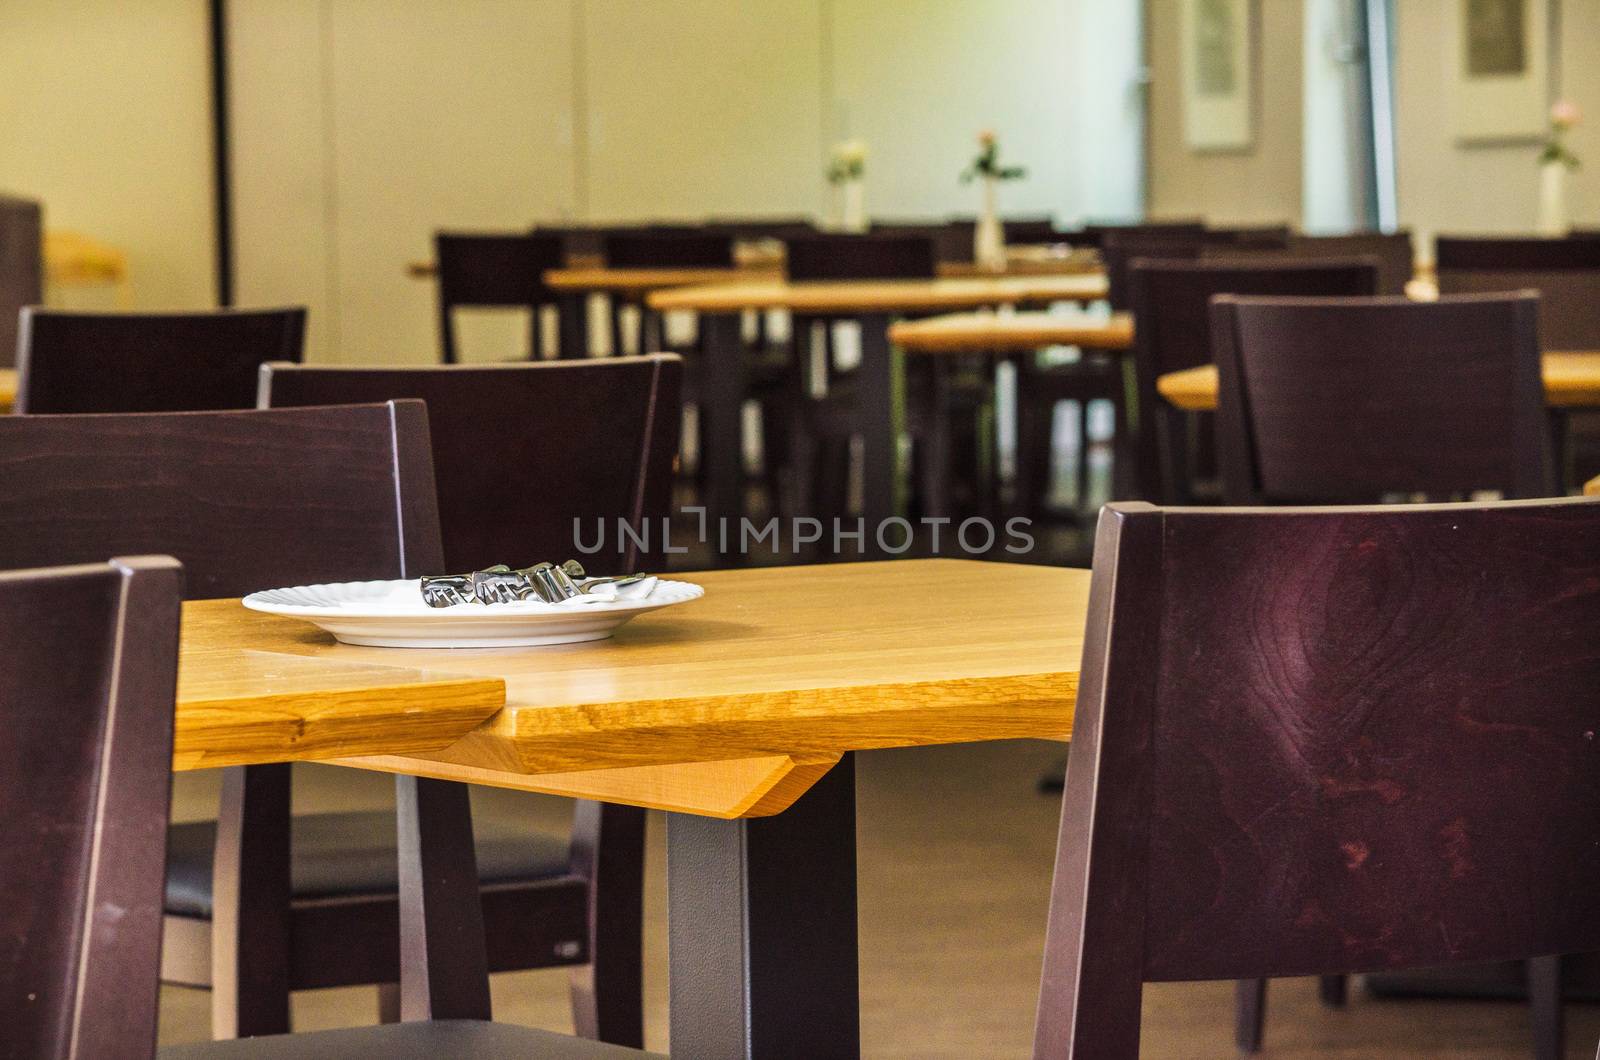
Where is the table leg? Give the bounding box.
[667,753,859,1060]
[858,313,900,560]
[699,312,748,552]
[557,292,591,360]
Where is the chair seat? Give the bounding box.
[160,1019,661,1059]
[165,810,571,918]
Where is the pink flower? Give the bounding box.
[977,129,996,147]
[1551,100,1582,129]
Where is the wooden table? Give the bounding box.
[1156,351,1600,412]
[0,369,15,413]
[648,275,1109,543]
[888,309,1133,354]
[182,559,1086,1057]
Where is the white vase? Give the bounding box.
[974,176,1006,271]
[1538,160,1569,236]
[841,179,867,233]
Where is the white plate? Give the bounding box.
[242,577,704,648]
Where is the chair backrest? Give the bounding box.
[260,356,680,575]
[1076,219,1207,249]
[1285,231,1415,295]
[602,230,734,269]
[784,232,938,282]
[1035,496,1600,1056]
[0,194,43,369]
[1100,231,1207,311]
[1203,223,1292,248]
[434,231,567,364]
[0,401,442,599]
[1211,293,1553,503]
[16,307,306,414]
[0,555,182,1059]
[1130,258,1379,501]
[1436,236,1600,348]
[868,221,972,264]
[704,216,816,241]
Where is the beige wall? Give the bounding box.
[1395,1,1600,254]
[228,0,1143,364]
[1146,0,1304,226]
[0,0,216,309]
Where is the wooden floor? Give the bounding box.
[159,740,1600,1057]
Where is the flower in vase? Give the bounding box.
[1540,100,1582,169]
[962,130,1026,183]
[827,139,867,184]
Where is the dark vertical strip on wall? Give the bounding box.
[208,0,235,306]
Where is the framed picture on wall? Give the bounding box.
[1181,0,1254,152]
[1450,0,1552,142]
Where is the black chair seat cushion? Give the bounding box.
[160,1019,661,1059]
[165,811,570,918]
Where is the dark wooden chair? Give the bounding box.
[601,229,734,357]
[1009,229,1196,521]
[15,306,305,413]
[435,231,567,364]
[1435,235,1600,349]
[0,550,652,1058]
[1203,223,1292,248]
[0,402,641,1049]
[261,354,681,574]
[1035,495,1600,1059]
[269,362,681,1044]
[1213,293,1554,505]
[1075,219,1206,249]
[1128,259,1380,502]
[0,555,182,1059]
[780,233,972,521]
[1285,231,1415,296]
[0,193,43,368]
[868,220,973,264]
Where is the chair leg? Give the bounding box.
[211,764,293,1040]
[1075,399,1093,513]
[377,982,401,1024]
[1234,978,1267,1053]
[1318,974,1347,1007]
[569,801,646,1047]
[1529,954,1563,1060]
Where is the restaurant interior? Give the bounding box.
[4,1,1600,1057]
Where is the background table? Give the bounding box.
[0,369,15,412]
[1156,352,1600,412]
[648,275,1109,543]
[181,559,1086,1058]
[888,309,1132,354]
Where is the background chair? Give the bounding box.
[601,229,734,357]
[0,549,653,1059]
[1035,496,1600,1059]
[0,401,645,1048]
[780,233,963,521]
[1213,293,1553,505]
[0,193,43,367]
[0,556,181,1059]
[16,306,305,413]
[1075,219,1206,249]
[1435,235,1600,348]
[261,354,681,575]
[1283,231,1415,295]
[1128,258,1380,502]
[435,231,567,364]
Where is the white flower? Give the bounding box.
[833,139,868,165]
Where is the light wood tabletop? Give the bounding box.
[889,310,1133,354]
[543,264,782,293]
[647,273,1108,314]
[1158,351,1600,412]
[175,605,506,772]
[179,560,1086,818]
[0,368,15,413]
